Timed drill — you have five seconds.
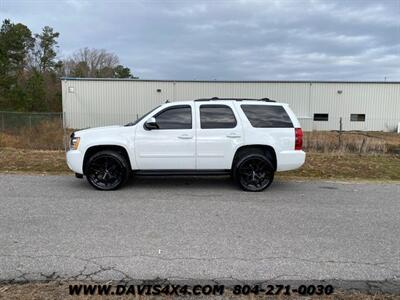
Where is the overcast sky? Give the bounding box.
[1,0,399,80]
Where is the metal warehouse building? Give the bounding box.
[61,78,400,131]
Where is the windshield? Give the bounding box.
[125,106,161,126]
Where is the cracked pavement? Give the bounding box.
[0,174,399,291]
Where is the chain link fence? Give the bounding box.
[0,111,67,150]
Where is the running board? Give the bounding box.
[134,169,231,176]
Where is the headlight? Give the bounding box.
[70,135,80,150]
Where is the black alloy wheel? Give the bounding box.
[86,151,129,190]
[236,154,274,192]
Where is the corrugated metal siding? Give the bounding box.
[174,82,311,117]
[62,79,400,131]
[309,83,400,131]
[62,80,175,128]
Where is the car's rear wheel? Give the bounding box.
[85,150,129,190]
[233,153,274,192]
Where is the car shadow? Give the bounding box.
[65,174,295,194]
[124,175,294,191]
[126,175,235,190]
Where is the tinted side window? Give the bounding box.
[154,105,192,129]
[200,105,237,129]
[241,105,293,128]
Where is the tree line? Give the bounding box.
[0,19,135,112]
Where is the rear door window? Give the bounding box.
[241,105,293,128]
[200,105,237,129]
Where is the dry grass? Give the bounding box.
[0,148,400,182]
[0,282,399,300]
[1,125,400,155]
[0,129,399,180]
[0,148,69,174]
[304,131,400,154]
[278,152,400,181]
[0,120,67,150]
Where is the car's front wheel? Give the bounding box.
[233,153,274,192]
[85,150,129,190]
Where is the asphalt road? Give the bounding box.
[0,174,399,292]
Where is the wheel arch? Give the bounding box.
[83,145,132,175]
[231,144,277,171]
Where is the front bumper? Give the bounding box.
[66,150,84,174]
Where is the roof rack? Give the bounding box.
[194,97,276,102]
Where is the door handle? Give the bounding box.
[178,134,193,139]
[226,133,241,138]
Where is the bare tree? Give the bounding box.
[64,47,121,78]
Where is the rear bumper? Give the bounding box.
[276,150,306,171]
[66,150,84,174]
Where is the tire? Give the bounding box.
[233,152,274,192]
[85,150,130,190]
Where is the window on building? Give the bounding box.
[200,105,237,129]
[241,105,293,128]
[313,113,329,121]
[350,114,366,122]
[154,105,192,129]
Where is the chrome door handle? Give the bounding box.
[226,133,241,138]
[178,134,193,139]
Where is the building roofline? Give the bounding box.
[60,77,400,84]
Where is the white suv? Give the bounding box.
[67,98,305,191]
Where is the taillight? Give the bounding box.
[295,128,303,150]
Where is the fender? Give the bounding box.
[79,132,137,170]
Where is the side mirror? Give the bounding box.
[144,117,159,130]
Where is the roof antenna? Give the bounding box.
[165,99,170,103]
